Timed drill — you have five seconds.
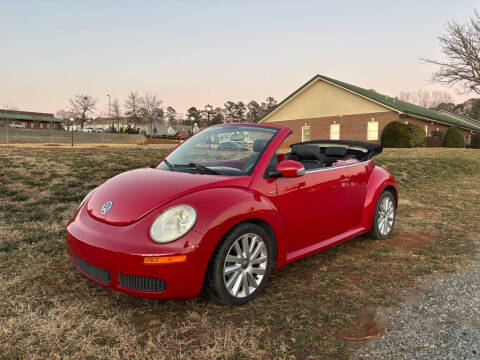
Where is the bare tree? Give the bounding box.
[397,89,453,109]
[139,93,163,138]
[430,90,454,108]
[124,91,142,130]
[69,94,97,130]
[111,97,121,131]
[423,10,480,94]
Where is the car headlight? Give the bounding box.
[150,205,197,243]
[79,189,95,209]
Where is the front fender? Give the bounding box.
[172,187,289,274]
[361,166,398,231]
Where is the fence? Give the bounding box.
[0,127,146,145]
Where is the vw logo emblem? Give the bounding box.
[100,201,113,215]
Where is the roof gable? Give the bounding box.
[261,77,391,122]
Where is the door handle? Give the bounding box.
[340,177,350,183]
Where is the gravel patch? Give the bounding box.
[356,238,480,360]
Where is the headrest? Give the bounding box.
[294,144,321,160]
[325,146,347,157]
[253,139,269,152]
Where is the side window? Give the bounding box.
[330,123,340,140]
[367,121,378,141]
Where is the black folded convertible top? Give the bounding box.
[291,140,383,157]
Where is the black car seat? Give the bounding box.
[242,139,269,173]
[285,145,300,161]
[293,144,324,170]
[323,146,347,166]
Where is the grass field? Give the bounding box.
[1,147,480,359]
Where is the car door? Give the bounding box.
[270,166,351,253]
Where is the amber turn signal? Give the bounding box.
[143,255,187,264]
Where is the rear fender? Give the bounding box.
[361,166,398,231]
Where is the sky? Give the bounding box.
[1,0,480,117]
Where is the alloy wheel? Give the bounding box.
[378,195,395,236]
[223,233,268,298]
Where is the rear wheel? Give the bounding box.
[367,190,396,240]
[206,223,274,305]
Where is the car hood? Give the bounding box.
[86,168,249,226]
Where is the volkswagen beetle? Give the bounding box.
[66,123,397,305]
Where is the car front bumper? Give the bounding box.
[66,205,209,299]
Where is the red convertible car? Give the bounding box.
[66,123,397,305]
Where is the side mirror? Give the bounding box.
[269,160,305,178]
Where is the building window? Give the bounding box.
[425,125,428,136]
[367,121,379,141]
[330,123,340,140]
[302,125,310,142]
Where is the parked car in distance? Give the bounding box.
[8,122,23,128]
[93,128,103,133]
[230,133,245,142]
[66,123,398,305]
[218,141,249,152]
[82,127,95,133]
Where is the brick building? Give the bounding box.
[260,75,480,146]
[0,109,62,129]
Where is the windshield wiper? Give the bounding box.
[170,162,219,174]
[174,162,218,174]
[187,162,219,174]
[163,159,175,171]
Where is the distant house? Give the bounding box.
[0,109,62,129]
[259,75,480,145]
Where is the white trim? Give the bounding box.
[305,159,373,174]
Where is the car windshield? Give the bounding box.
[158,125,279,176]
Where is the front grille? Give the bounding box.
[72,254,111,284]
[118,273,167,292]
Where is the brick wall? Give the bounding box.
[265,111,474,147]
[266,111,399,147]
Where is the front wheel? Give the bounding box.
[367,190,396,240]
[206,223,274,305]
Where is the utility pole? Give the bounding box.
[70,117,74,146]
[107,94,111,130]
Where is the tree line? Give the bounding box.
[56,92,278,132]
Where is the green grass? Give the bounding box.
[0,147,480,359]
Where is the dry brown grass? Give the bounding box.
[1,147,480,359]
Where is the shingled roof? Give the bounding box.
[262,75,480,132]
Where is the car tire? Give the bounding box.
[367,189,396,240]
[206,222,274,306]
